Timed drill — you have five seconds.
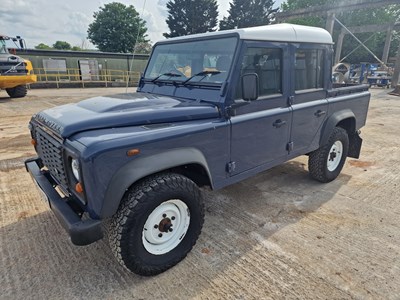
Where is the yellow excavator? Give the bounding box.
[0,35,36,98]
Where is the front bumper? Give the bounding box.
[0,74,37,89]
[25,158,103,246]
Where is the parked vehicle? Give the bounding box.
[0,35,36,98]
[367,70,392,88]
[25,24,370,276]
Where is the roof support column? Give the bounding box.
[382,25,393,64]
[335,32,345,65]
[326,12,336,35]
[391,44,400,88]
[334,17,386,66]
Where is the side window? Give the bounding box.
[295,49,324,91]
[236,47,282,99]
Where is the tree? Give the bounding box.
[281,0,400,63]
[34,43,52,50]
[164,0,218,38]
[134,42,153,54]
[80,39,90,50]
[281,0,327,11]
[53,41,72,50]
[87,2,148,53]
[220,0,277,30]
[34,42,84,51]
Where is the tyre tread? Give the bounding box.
[309,127,349,183]
[6,85,27,98]
[107,173,204,276]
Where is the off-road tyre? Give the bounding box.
[308,127,349,183]
[107,173,204,276]
[6,85,27,98]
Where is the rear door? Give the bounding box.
[289,45,330,154]
[229,42,292,175]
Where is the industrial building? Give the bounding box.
[15,48,149,87]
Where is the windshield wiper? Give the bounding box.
[182,70,221,85]
[151,72,182,82]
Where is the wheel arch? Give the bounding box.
[100,148,212,218]
[320,109,356,146]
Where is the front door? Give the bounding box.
[229,42,291,175]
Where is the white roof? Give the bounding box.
[159,23,333,45]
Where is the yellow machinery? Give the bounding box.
[0,35,36,98]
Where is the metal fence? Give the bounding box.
[33,68,141,88]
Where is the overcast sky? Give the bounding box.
[0,0,284,49]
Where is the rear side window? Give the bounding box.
[237,47,282,98]
[295,49,324,91]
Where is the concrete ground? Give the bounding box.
[0,87,399,299]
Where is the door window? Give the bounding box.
[295,49,324,91]
[237,47,282,98]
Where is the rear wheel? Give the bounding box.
[308,127,349,183]
[6,85,27,98]
[107,173,204,276]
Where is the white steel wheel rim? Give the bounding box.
[327,141,343,172]
[142,199,190,255]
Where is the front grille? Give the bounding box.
[0,61,27,75]
[36,128,69,189]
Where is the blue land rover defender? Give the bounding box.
[25,24,370,276]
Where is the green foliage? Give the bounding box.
[281,0,328,11]
[87,2,148,53]
[34,43,84,51]
[281,0,400,63]
[134,42,153,54]
[164,0,218,38]
[53,41,72,50]
[34,43,52,50]
[220,0,277,30]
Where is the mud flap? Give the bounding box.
[348,131,363,159]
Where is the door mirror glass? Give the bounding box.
[242,73,259,101]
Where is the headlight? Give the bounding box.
[71,159,80,181]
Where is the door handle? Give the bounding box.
[314,110,326,117]
[273,119,287,128]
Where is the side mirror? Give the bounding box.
[241,73,259,101]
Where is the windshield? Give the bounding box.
[144,37,237,84]
[0,40,8,54]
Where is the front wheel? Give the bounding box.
[6,85,27,98]
[107,173,204,276]
[308,127,349,183]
